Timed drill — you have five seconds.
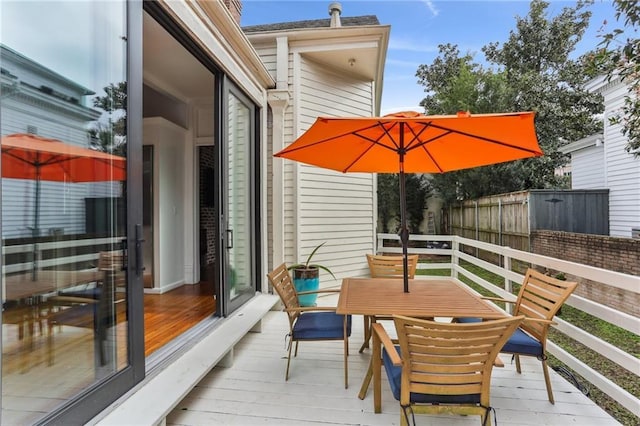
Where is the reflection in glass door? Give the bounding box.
[224,88,255,313]
[0,1,138,423]
[143,145,154,288]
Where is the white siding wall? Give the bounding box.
[571,145,605,189]
[294,55,375,285]
[602,82,640,237]
[253,43,277,272]
[1,96,116,240]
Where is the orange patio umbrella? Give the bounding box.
[1,133,127,278]
[274,111,543,292]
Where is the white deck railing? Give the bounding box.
[377,233,640,417]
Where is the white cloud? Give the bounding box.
[421,0,439,17]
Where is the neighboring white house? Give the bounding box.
[0,44,112,239]
[560,76,640,238]
[244,6,390,284]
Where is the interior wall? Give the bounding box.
[143,84,188,128]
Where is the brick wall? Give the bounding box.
[530,230,639,317]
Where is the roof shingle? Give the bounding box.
[242,15,380,33]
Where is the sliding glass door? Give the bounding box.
[0,1,144,424]
[222,81,257,314]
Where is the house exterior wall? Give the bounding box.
[294,55,375,283]
[571,144,605,189]
[585,77,640,238]
[1,46,115,240]
[259,39,380,284]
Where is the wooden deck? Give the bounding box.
[167,303,620,426]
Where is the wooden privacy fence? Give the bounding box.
[448,189,609,251]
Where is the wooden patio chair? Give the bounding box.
[374,315,524,426]
[359,254,419,353]
[267,263,352,388]
[458,268,578,403]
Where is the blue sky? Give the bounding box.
[241,1,622,114]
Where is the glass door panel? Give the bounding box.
[1,1,134,423]
[224,89,255,313]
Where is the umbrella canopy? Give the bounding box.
[274,111,543,292]
[1,133,126,182]
[1,133,127,279]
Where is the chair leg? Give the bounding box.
[285,338,294,381]
[358,356,373,399]
[294,341,299,357]
[359,315,371,353]
[515,354,522,373]
[344,325,349,389]
[541,358,555,404]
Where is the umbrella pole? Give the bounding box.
[398,123,409,293]
[32,172,41,281]
[399,171,409,292]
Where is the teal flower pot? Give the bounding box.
[292,267,319,306]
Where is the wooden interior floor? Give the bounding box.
[144,281,216,356]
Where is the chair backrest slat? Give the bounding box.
[393,315,523,407]
[514,269,577,341]
[267,263,300,325]
[367,254,418,279]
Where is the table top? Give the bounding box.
[336,277,505,319]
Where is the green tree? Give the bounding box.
[89,81,127,155]
[377,173,432,234]
[88,120,126,156]
[592,0,640,156]
[377,174,399,233]
[416,0,602,205]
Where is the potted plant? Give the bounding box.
[288,242,336,306]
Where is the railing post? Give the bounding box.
[503,255,513,315]
[451,237,459,279]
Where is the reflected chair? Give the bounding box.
[46,251,124,366]
[360,254,419,353]
[374,315,524,426]
[458,268,578,404]
[267,263,352,388]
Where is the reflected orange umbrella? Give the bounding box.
[274,111,543,292]
[1,133,127,278]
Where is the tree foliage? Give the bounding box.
[89,82,127,155]
[416,0,603,205]
[592,0,640,156]
[377,173,432,234]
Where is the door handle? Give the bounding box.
[135,223,146,276]
[226,229,233,249]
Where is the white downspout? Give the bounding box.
[268,36,291,269]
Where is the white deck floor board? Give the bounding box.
[168,307,620,426]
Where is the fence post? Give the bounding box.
[498,198,503,247]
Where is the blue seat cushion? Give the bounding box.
[382,345,480,405]
[456,317,481,323]
[292,312,351,340]
[458,318,543,357]
[502,327,543,357]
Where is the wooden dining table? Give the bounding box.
[336,277,506,413]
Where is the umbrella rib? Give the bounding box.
[415,121,541,155]
[276,122,387,155]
